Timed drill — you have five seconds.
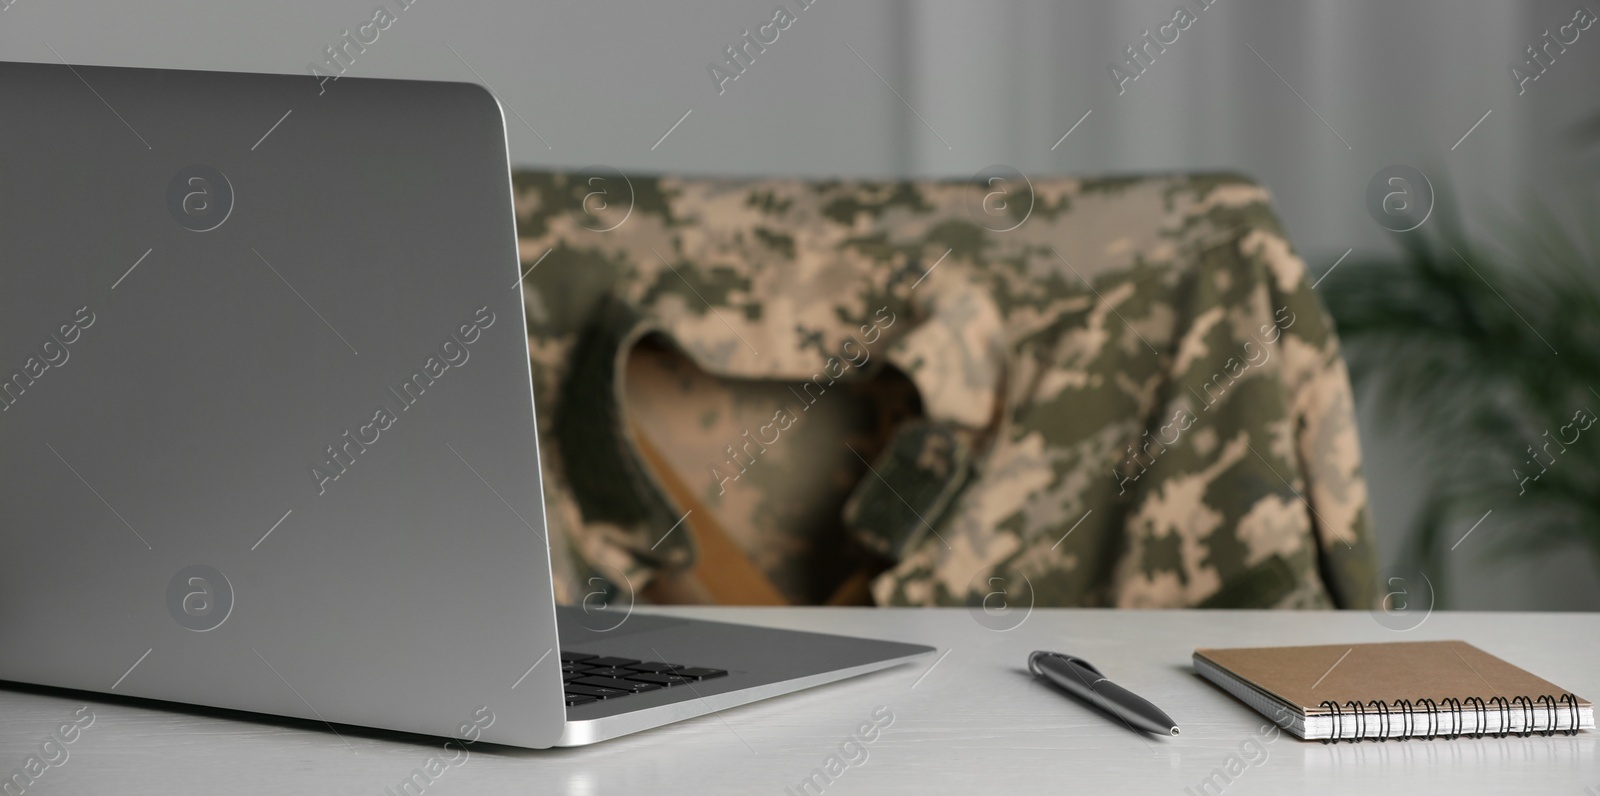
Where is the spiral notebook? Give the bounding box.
[1194,640,1594,742]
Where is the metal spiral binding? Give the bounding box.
[1465,696,1487,739]
[1317,692,1578,743]
[1420,696,1446,738]
[1558,693,1580,736]
[1512,695,1533,737]
[1488,696,1510,738]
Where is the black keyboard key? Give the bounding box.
[628,673,695,687]
[560,651,596,663]
[672,667,728,680]
[564,695,598,706]
[565,684,630,699]
[570,675,636,690]
[582,667,637,678]
[583,656,641,668]
[623,662,684,673]
[574,676,663,693]
[562,674,585,683]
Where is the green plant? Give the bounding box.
[1321,191,1600,605]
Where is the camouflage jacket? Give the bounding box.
[513,169,1378,610]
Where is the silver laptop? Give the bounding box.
[0,60,931,748]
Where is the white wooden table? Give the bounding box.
[2,608,1596,795]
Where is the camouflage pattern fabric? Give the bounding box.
[513,170,1378,610]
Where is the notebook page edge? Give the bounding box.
[1192,652,1315,740]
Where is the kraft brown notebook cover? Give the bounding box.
[1194,640,1594,741]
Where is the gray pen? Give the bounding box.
[1028,650,1180,736]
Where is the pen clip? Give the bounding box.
[1028,651,1103,679]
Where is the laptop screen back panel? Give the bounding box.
[0,62,566,747]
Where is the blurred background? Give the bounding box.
[4,0,1596,609]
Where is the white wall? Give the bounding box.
[4,0,1596,608]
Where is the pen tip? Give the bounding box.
[1170,727,1181,736]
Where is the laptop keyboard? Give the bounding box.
[561,651,728,707]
